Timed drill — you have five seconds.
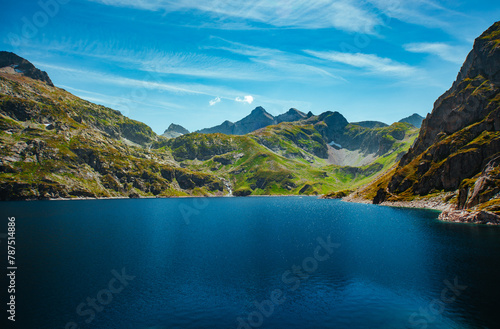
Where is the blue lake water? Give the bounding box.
[1,196,500,329]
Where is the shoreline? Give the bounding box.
[4,193,500,225]
[0,193,318,202]
[343,194,452,212]
[343,194,500,225]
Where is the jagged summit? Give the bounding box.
[0,51,54,86]
[276,108,307,123]
[197,106,307,135]
[251,106,268,114]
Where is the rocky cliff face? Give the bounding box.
[380,21,500,215]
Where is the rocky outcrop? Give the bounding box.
[439,210,500,225]
[458,155,500,209]
[0,51,53,86]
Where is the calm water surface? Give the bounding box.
[1,197,500,329]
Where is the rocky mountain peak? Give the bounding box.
[383,21,500,215]
[252,106,266,113]
[276,108,307,123]
[0,51,54,86]
[162,123,190,138]
[249,106,274,120]
[401,20,500,166]
[398,113,424,128]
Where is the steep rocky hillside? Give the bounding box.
[0,63,227,199]
[351,21,500,221]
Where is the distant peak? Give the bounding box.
[164,123,189,135]
[399,113,425,128]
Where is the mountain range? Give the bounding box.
[196,107,310,135]
[164,107,422,138]
[0,21,499,223]
[0,51,418,199]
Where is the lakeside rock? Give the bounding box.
[439,210,500,225]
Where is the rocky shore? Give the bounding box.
[438,210,500,225]
[342,193,500,225]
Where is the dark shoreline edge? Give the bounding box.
[342,195,500,225]
[3,193,499,225]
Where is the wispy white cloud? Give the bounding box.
[366,0,466,31]
[235,95,254,104]
[88,0,380,32]
[34,62,254,100]
[87,0,473,36]
[24,38,340,83]
[206,37,343,80]
[304,50,416,76]
[403,42,468,64]
[209,96,221,106]
[58,85,185,110]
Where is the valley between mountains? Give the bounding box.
[1,21,499,223]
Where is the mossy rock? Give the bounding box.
[234,187,252,197]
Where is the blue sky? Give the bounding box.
[1,0,499,133]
